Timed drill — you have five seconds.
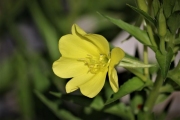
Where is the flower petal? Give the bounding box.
[108,68,119,92]
[66,73,95,93]
[109,47,125,68]
[79,70,108,98]
[71,24,110,55]
[53,57,89,78]
[59,34,99,58]
[84,34,110,55]
[108,47,125,92]
[72,24,86,36]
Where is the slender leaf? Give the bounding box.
[163,0,176,18]
[155,48,173,78]
[105,77,146,105]
[104,103,134,120]
[98,13,151,46]
[127,4,155,25]
[167,11,180,34]
[168,70,180,86]
[35,90,81,120]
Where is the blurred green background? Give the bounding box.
[0,0,138,119]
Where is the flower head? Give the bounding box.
[52,24,125,98]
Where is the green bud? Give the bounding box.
[158,7,167,37]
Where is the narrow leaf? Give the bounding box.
[98,13,151,46]
[35,90,81,120]
[167,11,180,34]
[105,77,146,105]
[155,48,173,78]
[127,4,155,25]
[168,70,180,86]
[104,103,134,120]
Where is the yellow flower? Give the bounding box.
[53,24,125,98]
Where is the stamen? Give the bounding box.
[78,54,110,74]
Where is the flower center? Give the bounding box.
[78,54,110,74]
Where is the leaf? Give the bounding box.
[61,94,93,106]
[167,11,180,34]
[155,48,173,78]
[152,0,160,17]
[168,69,180,86]
[98,13,151,46]
[105,77,146,105]
[127,4,155,25]
[34,90,81,120]
[104,103,134,120]
[163,0,176,18]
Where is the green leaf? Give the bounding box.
[155,93,170,105]
[167,11,180,34]
[105,77,146,105]
[155,48,173,78]
[127,4,155,25]
[152,0,160,17]
[61,94,93,106]
[130,92,144,114]
[60,94,104,110]
[163,0,176,18]
[168,69,180,86]
[34,90,81,120]
[98,13,151,46]
[104,103,134,120]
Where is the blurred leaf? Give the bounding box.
[155,48,173,78]
[130,93,144,114]
[0,58,13,92]
[27,0,59,60]
[167,11,180,34]
[168,69,180,86]
[155,93,169,105]
[90,95,104,111]
[35,90,81,120]
[172,0,180,12]
[16,53,35,120]
[104,103,134,120]
[163,0,176,18]
[60,94,104,110]
[127,4,155,25]
[49,91,62,98]
[105,77,146,105]
[30,61,50,92]
[61,94,92,106]
[98,13,152,46]
[152,0,160,17]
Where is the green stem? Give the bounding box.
[146,24,157,47]
[143,45,149,78]
[160,36,166,54]
[143,71,164,119]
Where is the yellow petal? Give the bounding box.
[52,57,89,78]
[71,24,109,55]
[66,73,94,93]
[59,34,99,58]
[72,24,87,36]
[108,68,119,92]
[109,47,125,68]
[108,47,125,92]
[79,70,108,98]
[84,34,110,55]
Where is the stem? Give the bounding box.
[143,71,164,119]
[146,24,157,47]
[160,36,166,54]
[143,45,149,78]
